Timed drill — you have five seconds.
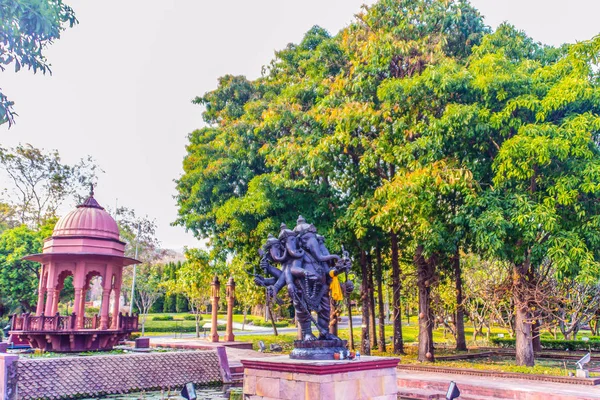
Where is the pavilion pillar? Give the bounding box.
[77,289,87,329]
[111,284,121,329]
[225,277,235,342]
[211,275,220,342]
[44,263,57,315]
[100,288,111,329]
[36,265,47,316]
[73,262,85,328]
[73,288,83,325]
[50,288,60,315]
[100,266,114,330]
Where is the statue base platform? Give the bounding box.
[290,339,348,360]
[241,355,400,400]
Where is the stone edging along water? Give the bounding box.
[397,363,600,386]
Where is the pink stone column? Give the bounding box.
[225,277,235,342]
[73,288,83,326]
[210,276,220,342]
[100,288,111,329]
[36,265,47,315]
[78,289,87,328]
[50,289,60,315]
[110,285,121,329]
[44,262,57,315]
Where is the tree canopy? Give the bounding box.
[176,0,600,366]
[0,0,77,126]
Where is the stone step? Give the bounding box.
[397,387,443,399]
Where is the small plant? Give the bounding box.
[152,315,175,321]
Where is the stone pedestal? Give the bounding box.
[576,369,590,378]
[241,355,400,400]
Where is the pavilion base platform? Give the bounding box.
[241,355,400,400]
[9,330,131,352]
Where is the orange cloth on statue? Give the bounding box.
[329,270,344,301]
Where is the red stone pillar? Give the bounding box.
[50,289,60,315]
[210,275,220,342]
[111,284,121,329]
[100,288,111,329]
[225,277,235,342]
[78,289,87,328]
[36,266,47,316]
[44,263,56,315]
[73,261,85,328]
[73,287,83,325]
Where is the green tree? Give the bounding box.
[163,249,225,337]
[0,0,77,126]
[0,219,55,315]
[0,144,99,227]
[468,30,600,365]
[135,264,165,335]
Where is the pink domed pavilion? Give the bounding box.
[9,189,139,352]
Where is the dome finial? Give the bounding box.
[90,183,94,197]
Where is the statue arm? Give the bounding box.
[273,271,286,293]
[260,257,282,279]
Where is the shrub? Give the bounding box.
[184,314,201,321]
[491,337,600,351]
[143,324,226,333]
[129,333,141,340]
[251,320,290,328]
[85,307,100,316]
[152,315,174,321]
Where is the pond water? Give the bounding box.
[81,386,242,400]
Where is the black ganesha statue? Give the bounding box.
[253,216,354,359]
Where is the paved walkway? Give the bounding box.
[397,369,600,399]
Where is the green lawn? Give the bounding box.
[140,313,292,333]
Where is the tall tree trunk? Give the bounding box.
[391,232,404,354]
[415,245,435,362]
[452,250,467,351]
[367,252,377,350]
[532,320,541,352]
[376,245,387,352]
[514,263,534,366]
[360,249,371,355]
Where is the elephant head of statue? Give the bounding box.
[262,233,286,263]
[293,215,339,264]
[278,223,304,259]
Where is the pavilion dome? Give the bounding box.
[52,192,120,241]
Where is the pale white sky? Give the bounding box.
[1,1,598,249]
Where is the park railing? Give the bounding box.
[10,312,138,332]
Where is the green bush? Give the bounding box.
[85,307,100,316]
[152,315,174,321]
[129,333,141,340]
[184,314,201,321]
[250,320,290,328]
[143,324,226,333]
[491,337,600,351]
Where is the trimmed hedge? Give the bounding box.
[142,324,226,333]
[184,314,202,321]
[491,337,600,351]
[152,315,174,321]
[248,319,290,328]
